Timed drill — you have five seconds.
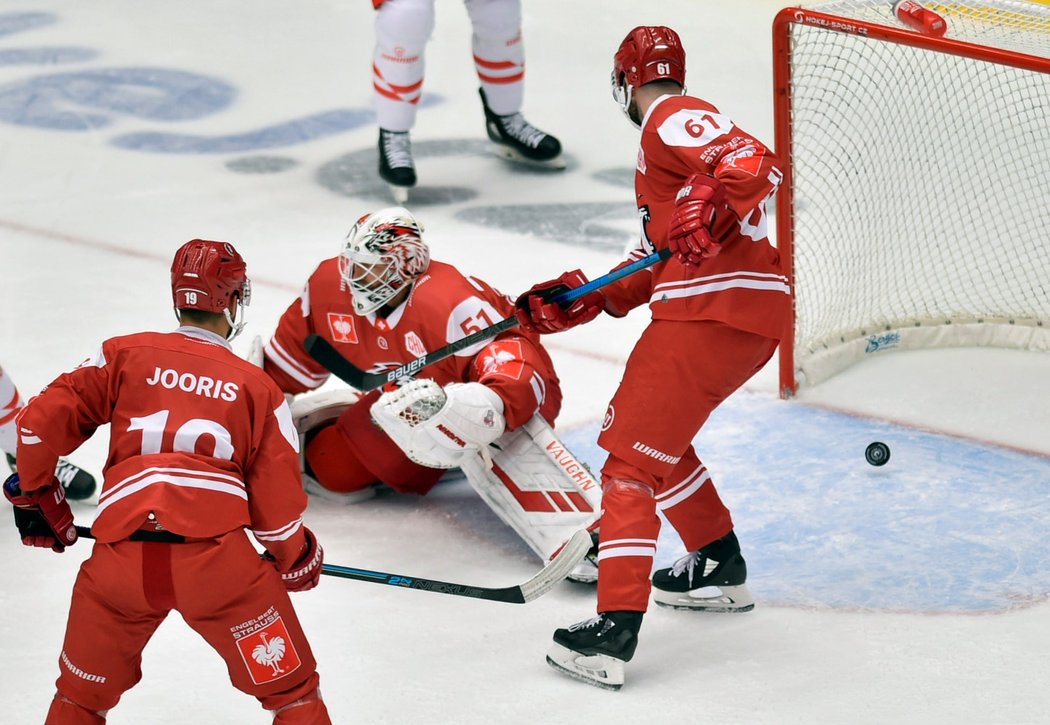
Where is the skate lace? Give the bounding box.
[670,551,700,579]
[670,550,719,586]
[568,615,604,632]
[499,113,546,149]
[381,131,414,169]
[54,460,77,487]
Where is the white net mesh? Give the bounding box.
[782,0,1050,389]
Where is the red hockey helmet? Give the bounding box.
[612,26,687,126]
[170,239,251,338]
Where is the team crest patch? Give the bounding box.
[232,609,302,685]
[721,141,763,177]
[478,339,524,381]
[327,312,358,344]
[404,331,427,358]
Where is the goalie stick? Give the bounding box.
[73,525,591,604]
[306,247,673,391]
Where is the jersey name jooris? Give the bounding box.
[145,367,239,401]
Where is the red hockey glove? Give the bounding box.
[3,473,78,553]
[514,270,605,334]
[264,527,324,592]
[667,173,732,268]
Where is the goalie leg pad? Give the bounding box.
[289,389,379,503]
[289,388,362,437]
[459,414,601,561]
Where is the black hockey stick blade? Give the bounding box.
[306,247,671,392]
[320,528,592,604]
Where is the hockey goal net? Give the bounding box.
[774,1,1050,396]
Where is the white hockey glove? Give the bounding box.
[371,379,506,469]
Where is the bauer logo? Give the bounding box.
[865,332,901,354]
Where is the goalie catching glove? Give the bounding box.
[371,379,506,469]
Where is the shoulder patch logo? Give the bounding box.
[327,312,358,344]
[404,331,427,358]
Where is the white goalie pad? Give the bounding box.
[288,389,363,500]
[459,415,602,561]
[371,379,506,469]
[289,388,361,437]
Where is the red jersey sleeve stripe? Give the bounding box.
[264,338,328,389]
[253,517,305,542]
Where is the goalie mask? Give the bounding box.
[170,239,251,340]
[339,207,430,315]
[612,25,687,129]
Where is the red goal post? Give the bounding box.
[773,1,1050,397]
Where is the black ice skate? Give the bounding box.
[377,128,416,203]
[479,88,565,170]
[6,453,97,501]
[651,530,754,612]
[546,610,642,690]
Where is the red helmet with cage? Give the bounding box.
[611,26,687,126]
[170,239,251,338]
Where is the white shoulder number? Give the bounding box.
[658,109,734,148]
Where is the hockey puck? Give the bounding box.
[865,441,891,466]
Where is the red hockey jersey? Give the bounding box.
[15,328,308,564]
[603,93,791,340]
[264,258,561,429]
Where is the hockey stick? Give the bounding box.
[73,525,591,604]
[320,528,591,603]
[306,247,672,391]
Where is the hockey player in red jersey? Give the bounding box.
[263,206,562,500]
[371,0,563,201]
[3,240,332,723]
[515,26,791,690]
[261,207,600,578]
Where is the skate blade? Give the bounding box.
[653,584,755,612]
[546,644,624,691]
[491,145,567,170]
